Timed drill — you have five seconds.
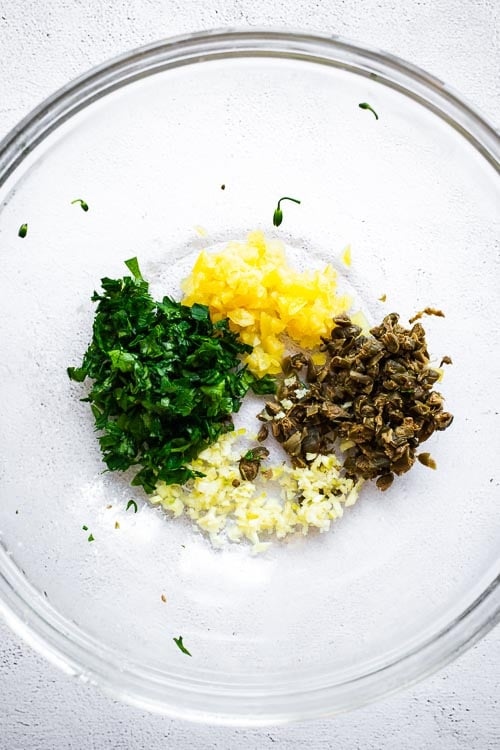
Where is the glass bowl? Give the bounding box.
[0,30,499,726]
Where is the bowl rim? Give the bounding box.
[0,27,499,725]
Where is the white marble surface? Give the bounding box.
[0,0,499,747]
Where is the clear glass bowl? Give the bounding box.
[0,30,499,725]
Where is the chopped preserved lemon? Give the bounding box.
[351,309,371,335]
[182,232,351,376]
[311,351,327,365]
[227,308,255,327]
[341,244,352,267]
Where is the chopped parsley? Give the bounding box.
[68,258,275,493]
[243,448,269,462]
[87,533,95,542]
[126,499,138,513]
[82,524,88,531]
[173,636,191,656]
[18,223,28,238]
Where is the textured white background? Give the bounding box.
[1,1,499,748]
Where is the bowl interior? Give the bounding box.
[0,38,499,721]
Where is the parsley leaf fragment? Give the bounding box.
[173,636,191,656]
[124,256,143,281]
[71,198,89,212]
[272,196,301,227]
[358,102,379,120]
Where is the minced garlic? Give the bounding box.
[150,431,362,552]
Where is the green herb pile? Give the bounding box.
[68,258,275,493]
